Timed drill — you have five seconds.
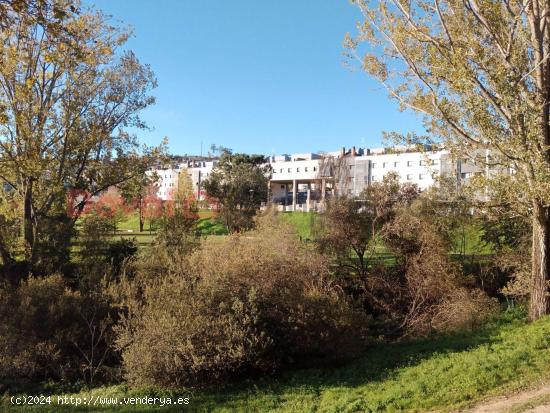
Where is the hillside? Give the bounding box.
[5,310,550,412]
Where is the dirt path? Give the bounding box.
[466,383,550,413]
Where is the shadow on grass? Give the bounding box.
[189,309,526,406]
[2,309,526,412]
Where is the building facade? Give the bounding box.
[148,159,217,201]
[268,145,461,211]
[149,145,495,208]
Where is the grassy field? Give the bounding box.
[97,211,229,247]
[5,308,550,413]
[280,211,317,240]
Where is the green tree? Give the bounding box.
[0,0,161,270]
[347,0,550,320]
[203,152,270,232]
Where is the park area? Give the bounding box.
[3,1,550,412]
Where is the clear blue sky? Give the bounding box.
[88,0,426,156]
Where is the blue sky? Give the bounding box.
[88,0,426,156]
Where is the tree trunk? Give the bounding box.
[139,195,144,232]
[23,178,35,264]
[530,203,550,320]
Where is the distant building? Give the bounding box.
[148,159,217,201]
[147,145,507,209]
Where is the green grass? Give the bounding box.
[196,217,228,235]
[6,309,550,412]
[281,212,317,240]
[450,223,493,256]
[116,210,227,236]
[93,211,229,248]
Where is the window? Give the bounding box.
[305,167,309,172]
[394,162,399,167]
[419,173,426,180]
[280,168,283,173]
[407,161,413,166]
[432,159,439,165]
[419,160,426,166]
[288,168,291,173]
[372,162,377,168]
[383,162,388,168]
[313,166,317,172]
[296,168,300,172]
[281,185,285,189]
[406,174,413,180]
[372,176,377,182]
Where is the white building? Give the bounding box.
[149,160,217,201]
[148,145,495,209]
[268,145,460,211]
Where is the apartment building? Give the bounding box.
[268,145,461,211]
[148,159,216,201]
[149,145,495,208]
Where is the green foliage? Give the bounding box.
[346,0,550,320]
[113,214,369,387]
[0,0,163,270]
[203,152,270,232]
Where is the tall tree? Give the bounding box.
[0,0,161,269]
[347,0,550,320]
[202,153,270,232]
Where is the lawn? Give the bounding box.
[280,211,317,240]
[5,308,550,412]
[102,211,229,245]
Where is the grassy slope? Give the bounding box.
[5,310,550,413]
[280,211,317,240]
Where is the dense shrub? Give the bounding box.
[77,213,138,281]
[0,274,118,383]
[383,208,498,335]
[114,214,369,387]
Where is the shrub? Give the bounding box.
[0,274,118,383]
[382,208,498,336]
[114,214,369,387]
[77,213,138,281]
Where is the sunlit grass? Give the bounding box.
[6,309,550,413]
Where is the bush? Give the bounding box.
[114,214,369,387]
[77,213,138,281]
[0,274,118,383]
[382,208,498,336]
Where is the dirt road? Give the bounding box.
[466,383,550,413]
